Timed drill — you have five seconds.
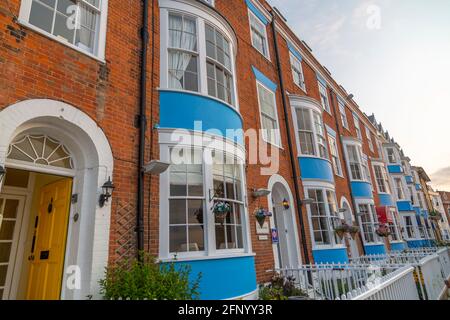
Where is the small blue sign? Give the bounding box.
[271,228,279,244]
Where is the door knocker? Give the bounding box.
[48,198,54,214]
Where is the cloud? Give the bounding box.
[430,167,450,191]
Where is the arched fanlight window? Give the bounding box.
[7,135,74,169]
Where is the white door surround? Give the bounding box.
[267,175,301,269]
[0,99,114,299]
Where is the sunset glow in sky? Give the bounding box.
[269,0,450,191]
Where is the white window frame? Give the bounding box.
[356,201,381,245]
[158,134,251,261]
[373,164,391,194]
[338,99,349,129]
[305,186,344,249]
[318,81,331,114]
[401,213,419,240]
[388,208,402,242]
[18,0,108,61]
[291,105,329,159]
[365,126,374,152]
[386,148,397,164]
[248,10,270,59]
[327,134,343,177]
[256,81,281,148]
[290,53,306,92]
[344,143,367,182]
[353,114,362,140]
[393,177,407,201]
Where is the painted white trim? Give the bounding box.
[267,174,302,269]
[0,99,114,300]
[17,0,108,61]
[255,80,282,149]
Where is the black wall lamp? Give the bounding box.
[0,165,6,184]
[99,177,115,208]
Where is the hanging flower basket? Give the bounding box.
[334,224,350,239]
[255,208,272,227]
[376,224,391,238]
[429,211,442,221]
[212,202,231,224]
[348,226,360,239]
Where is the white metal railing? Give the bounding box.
[437,248,450,280]
[340,266,419,300]
[272,263,401,300]
[419,254,446,300]
[271,247,450,300]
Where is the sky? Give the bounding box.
[268,0,450,191]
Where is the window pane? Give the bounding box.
[54,12,75,43]
[188,226,204,251]
[169,226,187,253]
[0,221,16,241]
[29,0,54,33]
[169,200,186,225]
[215,225,226,249]
[187,200,203,224]
[0,243,12,263]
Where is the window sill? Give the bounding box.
[17,19,105,63]
[312,245,346,251]
[261,136,283,150]
[158,252,256,263]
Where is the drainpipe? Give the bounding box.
[136,0,149,260]
[329,90,366,255]
[269,11,310,265]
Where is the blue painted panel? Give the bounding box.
[413,206,421,216]
[397,201,413,212]
[388,165,403,174]
[245,0,269,25]
[390,242,407,252]
[172,256,257,300]
[313,248,348,264]
[422,210,429,219]
[287,42,302,62]
[379,194,394,206]
[298,157,334,183]
[405,175,414,184]
[252,66,277,92]
[316,73,327,87]
[407,239,435,249]
[415,183,422,191]
[364,244,386,255]
[351,181,373,199]
[159,91,244,144]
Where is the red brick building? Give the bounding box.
[0,0,436,300]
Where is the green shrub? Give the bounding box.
[99,253,202,300]
[259,273,308,300]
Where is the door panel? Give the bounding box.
[26,178,72,300]
[0,195,25,300]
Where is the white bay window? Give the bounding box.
[160,4,237,107]
[162,144,248,259]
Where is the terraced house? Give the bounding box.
[0,0,448,300]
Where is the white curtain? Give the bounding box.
[168,15,197,89]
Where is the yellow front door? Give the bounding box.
[26,178,72,300]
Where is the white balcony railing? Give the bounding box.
[271,247,450,300]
